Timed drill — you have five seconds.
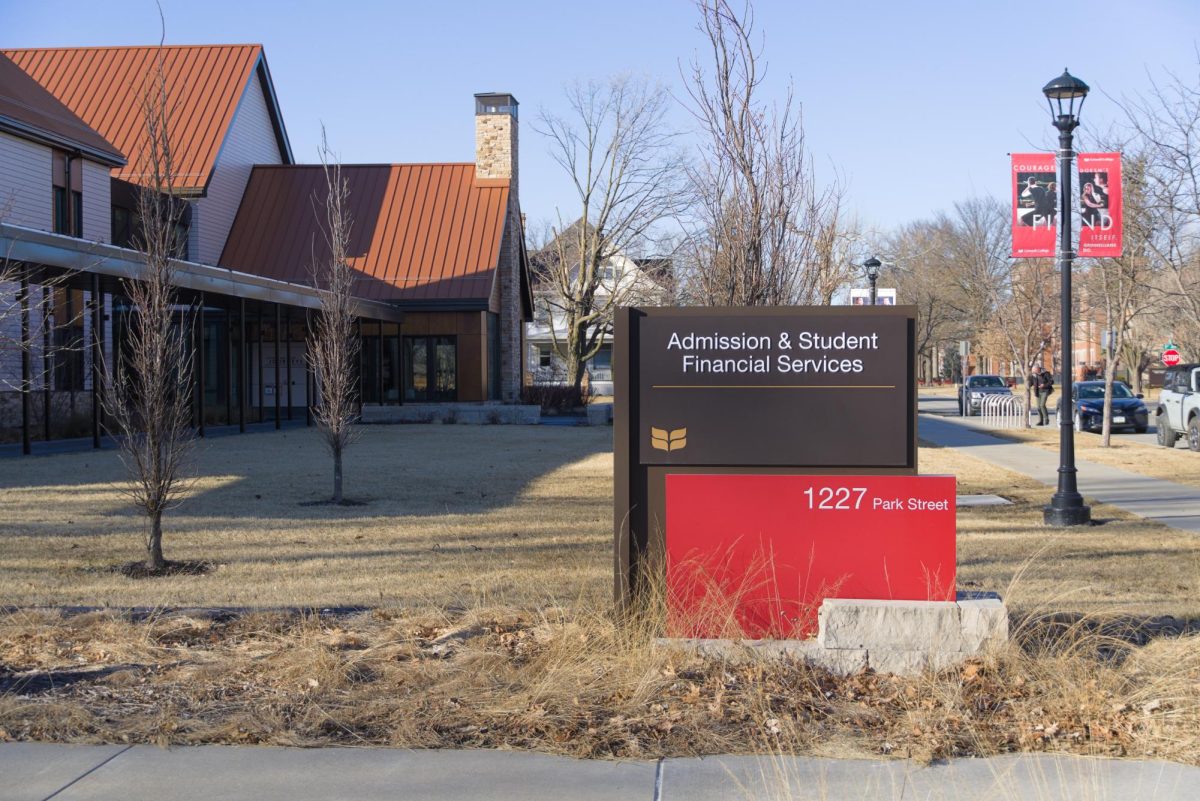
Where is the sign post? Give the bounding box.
[1163,343,1181,367]
[614,306,955,638]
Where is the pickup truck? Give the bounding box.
[1156,362,1200,451]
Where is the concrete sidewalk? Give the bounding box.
[918,400,1200,534]
[3,743,1200,801]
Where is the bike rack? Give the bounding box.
[979,394,1027,429]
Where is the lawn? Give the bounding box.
[2,423,1199,763]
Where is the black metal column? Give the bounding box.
[20,270,31,456]
[274,304,281,429]
[197,293,206,438]
[256,302,264,424]
[305,309,313,427]
[239,297,247,433]
[357,317,364,416]
[41,288,51,442]
[91,273,102,449]
[1044,118,1091,526]
[285,305,293,421]
[376,320,384,406]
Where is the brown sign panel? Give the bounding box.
[637,309,911,466]
[613,305,918,609]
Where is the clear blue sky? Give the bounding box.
[4,0,1198,238]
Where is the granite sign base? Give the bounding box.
[656,592,1008,677]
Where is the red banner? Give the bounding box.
[1012,153,1057,258]
[665,474,956,638]
[1078,152,1122,258]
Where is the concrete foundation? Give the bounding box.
[658,592,1008,677]
[359,403,540,425]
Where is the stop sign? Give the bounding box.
[1163,348,1182,367]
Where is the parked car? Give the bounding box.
[1054,380,1149,433]
[1156,363,1200,450]
[958,375,1013,416]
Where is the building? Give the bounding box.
[0,45,530,452]
[526,225,670,395]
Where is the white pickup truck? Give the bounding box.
[1156,363,1200,451]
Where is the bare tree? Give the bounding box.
[534,77,683,395]
[1121,59,1200,350]
[992,258,1059,425]
[1082,152,1159,445]
[885,218,970,385]
[682,0,838,306]
[102,62,194,571]
[306,130,359,504]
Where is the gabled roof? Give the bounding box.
[3,44,292,193]
[220,164,512,305]
[0,52,124,165]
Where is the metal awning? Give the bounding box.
[0,222,404,323]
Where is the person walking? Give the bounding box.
[1032,365,1054,426]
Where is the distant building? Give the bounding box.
[526,227,671,395]
[0,45,531,451]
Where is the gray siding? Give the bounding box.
[193,70,283,265]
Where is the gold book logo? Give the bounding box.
[651,427,687,452]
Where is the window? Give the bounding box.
[112,206,133,248]
[51,288,85,391]
[51,151,82,238]
[404,336,457,402]
[538,345,552,369]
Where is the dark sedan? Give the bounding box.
[1055,380,1149,433]
[958,375,1013,416]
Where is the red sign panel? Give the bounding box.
[665,474,956,639]
[1163,349,1181,367]
[1012,153,1057,258]
[1078,152,1123,258]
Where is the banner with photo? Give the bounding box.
[1012,153,1057,258]
[1078,152,1122,258]
[848,287,897,306]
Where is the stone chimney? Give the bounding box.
[474,92,523,402]
[474,92,518,197]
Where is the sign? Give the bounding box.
[1078,152,1123,258]
[666,474,956,638]
[1012,153,1057,258]
[848,287,897,306]
[614,306,923,619]
[1163,348,1182,367]
[635,310,912,466]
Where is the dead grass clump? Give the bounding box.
[3,606,1199,764]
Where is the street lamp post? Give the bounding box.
[1042,69,1091,527]
[864,256,881,306]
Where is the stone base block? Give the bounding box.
[654,638,867,676]
[658,592,1009,677]
[360,403,540,425]
[819,598,964,651]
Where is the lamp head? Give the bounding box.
[1042,69,1089,131]
[864,256,882,281]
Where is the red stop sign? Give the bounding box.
[1163,349,1181,367]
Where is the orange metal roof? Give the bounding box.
[3,44,267,193]
[0,52,124,165]
[220,164,511,304]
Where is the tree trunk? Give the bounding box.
[147,511,165,570]
[1101,344,1118,448]
[333,448,343,504]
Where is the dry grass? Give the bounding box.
[2,424,1200,764]
[0,425,614,608]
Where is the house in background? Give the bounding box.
[526,229,671,395]
[0,44,531,453]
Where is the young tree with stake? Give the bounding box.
[307,132,359,504]
[103,62,195,571]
